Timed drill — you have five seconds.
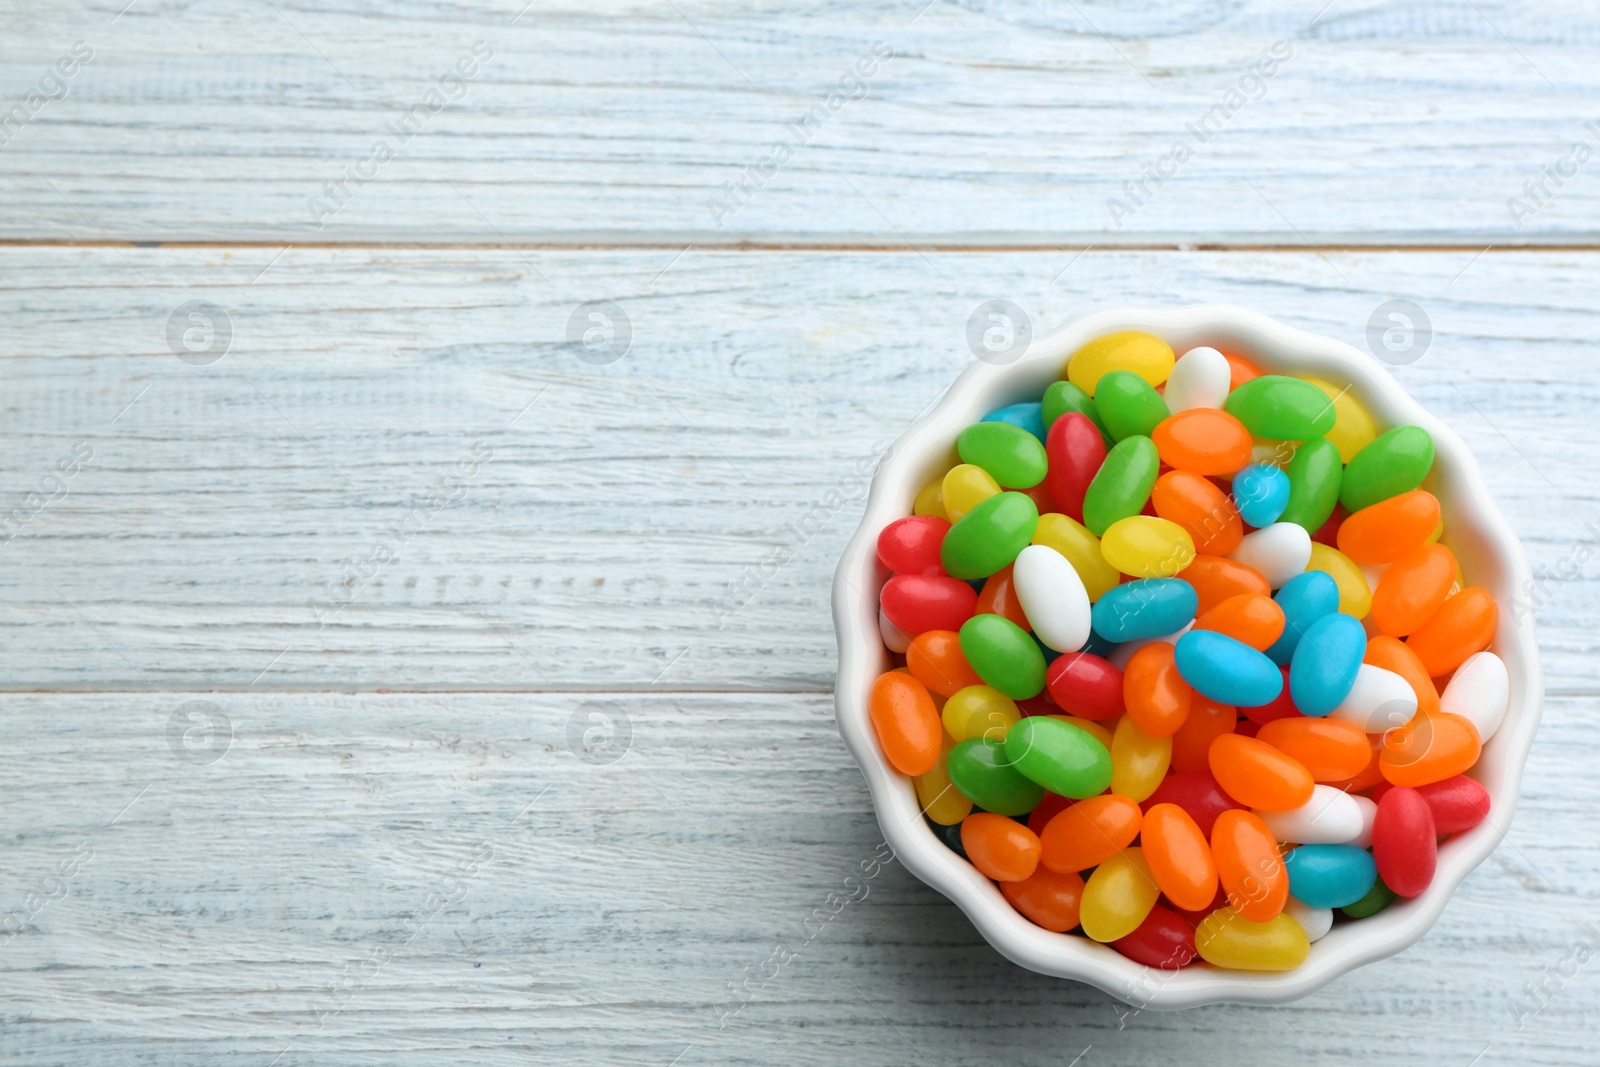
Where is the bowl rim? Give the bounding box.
[832,303,1543,1009]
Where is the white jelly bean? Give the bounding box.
[1012,544,1091,653]
[1164,346,1231,412]
[1326,663,1417,733]
[1348,794,1378,850]
[1107,624,1192,670]
[1285,898,1333,943]
[1441,650,1509,741]
[1259,785,1364,845]
[1231,522,1312,589]
[879,609,910,653]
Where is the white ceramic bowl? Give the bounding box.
[833,305,1541,1008]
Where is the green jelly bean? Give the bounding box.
[940,492,1038,580]
[1042,381,1113,445]
[1339,426,1435,513]
[1094,370,1169,442]
[1279,437,1343,531]
[1081,435,1159,537]
[1002,716,1113,799]
[1340,872,1397,918]
[956,421,1048,489]
[946,737,1046,816]
[1224,375,1337,440]
[959,613,1047,699]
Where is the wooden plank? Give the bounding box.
[1,2,1598,243]
[2,247,1597,692]
[0,690,1593,1065]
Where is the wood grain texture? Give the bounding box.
[0,1,1598,243]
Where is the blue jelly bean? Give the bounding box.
[1232,463,1291,528]
[983,402,1048,443]
[1264,570,1341,666]
[1174,630,1284,706]
[1079,629,1119,658]
[1289,612,1368,716]
[1090,578,1198,643]
[1284,845,1378,909]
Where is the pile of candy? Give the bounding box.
[870,332,1509,972]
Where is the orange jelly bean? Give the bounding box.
[869,671,942,775]
[1170,695,1236,774]
[1336,490,1442,565]
[1151,470,1244,556]
[1142,802,1219,911]
[1222,351,1261,390]
[976,563,1031,631]
[1000,867,1085,932]
[1178,555,1272,616]
[1364,635,1441,716]
[1040,793,1143,873]
[906,630,984,697]
[1193,593,1286,652]
[1123,642,1193,738]
[961,812,1042,882]
[1406,587,1497,676]
[1208,734,1314,811]
[1152,409,1255,476]
[1323,734,1386,793]
[1371,543,1457,637]
[1380,710,1483,787]
[1255,717,1371,782]
[1211,809,1288,922]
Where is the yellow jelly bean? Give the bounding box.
[1050,714,1113,750]
[915,735,973,826]
[1305,377,1378,463]
[1307,543,1372,619]
[1066,331,1175,396]
[1080,847,1161,942]
[1032,513,1121,601]
[1195,908,1311,970]
[942,685,1021,742]
[1100,515,1196,579]
[1249,436,1297,470]
[942,463,1001,522]
[1111,714,1171,802]
[1427,518,1444,544]
[913,477,947,520]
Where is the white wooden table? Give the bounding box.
[2,3,1597,1064]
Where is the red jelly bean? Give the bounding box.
[977,563,1031,631]
[1239,666,1297,724]
[1112,904,1198,970]
[1373,785,1437,898]
[1027,792,1073,835]
[876,515,950,575]
[880,574,978,635]
[1045,652,1126,721]
[1045,413,1106,524]
[1141,771,1242,838]
[1416,774,1491,835]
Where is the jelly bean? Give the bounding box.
[1011,544,1091,652]
[1171,695,1235,774]
[1283,844,1377,908]
[1142,770,1242,837]
[907,630,984,697]
[1238,666,1296,724]
[1025,791,1072,835]
[961,812,1043,882]
[946,737,1045,815]
[1091,578,1198,643]
[1336,490,1441,565]
[957,420,1049,489]
[1032,512,1121,602]
[1371,543,1456,636]
[1224,351,1262,389]
[1152,470,1244,557]
[1180,555,1271,616]
[1259,784,1365,845]
[1210,809,1289,921]
[1050,714,1114,750]
[959,614,1047,699]
[1005,716,1114,799]
[942,684,1021,742]
[915,735,974,825]
[1341,875,1396,918]
[1232,463,1291,528]
[1249,435,1296,470]
[880,574,979,636]
[941,492,1039,579]
[1082,435,1160,535]
[1209,734,1314,812]
[879,610,911,653]
[1151,408,1253,475]
[1044,413,1107,523]
[1108,629,1190,672]
[1363,635,1440,717]
[1231,522,1312,590]
[1289,612,1367,716]
[1193,593,1285,652]
[942,463,1001,522]
[1306,543,1372,619]
[1380,710,1482,788]
[929,818,967,857]
[1406,587,1496,676]
[1195,909,1309,970]
[1067,331,1175,396]
[1019,480,1057,517]
[1285,897,1334,943]
[1045,652,1126,721]
[1000,867,1085,932]
[983,401,1048,443]
[877,515,950,576]
[975,563,1031,632]
[1114,904,1199,970]
[1349,794,1379,849]
[1100,516,1196,578]
[1081,848,1162,942]
[1174,630,1283,707]
[1372,785,1437,897]
[1340,426,1435,513]
[913,476,947,520]
[1041,793,1143,874]
[1095,370,1170,442]
[1164,346,1231,412]
[1224,375,1337,440]
[1440,651,1509,742]
[1123,642,1193,738]
[869,671,943,775]
[1278,438,1343,532]
[1305,377,1378,463]
[1256,717,1370,782]
[1326,738,1387,796]
[1042,381,1112,444]
[1143,802,1219,910]
[1416,774,1491,834]
[1309,505,1344,548]
[1111,714,1172,802]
